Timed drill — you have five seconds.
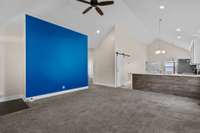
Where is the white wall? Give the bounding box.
[0,41,25,99]
[0,38,94,100]
[88,48,94,80]
[0,0,154,99]
[115,25,147,82]
[93,26,147,86]
[93,29,116,87]
[0,44,5,97]
[147,40,190,62]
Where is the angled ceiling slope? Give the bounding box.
[0,0,153,48]
[123,0,200,50]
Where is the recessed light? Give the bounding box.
[96,30,100,34]
[177,36,182,39]
[176,28,181,32]
[160,5,165,10]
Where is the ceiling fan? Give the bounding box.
[77,0,114,16]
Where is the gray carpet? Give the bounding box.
[0,85,200,133]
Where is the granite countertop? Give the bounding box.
[132,73,200,78]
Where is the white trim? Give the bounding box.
[24,86,89,102]
[124,81,132,86]
[0,95,23,103]
[93,82,116,88]
[24,15,27,102]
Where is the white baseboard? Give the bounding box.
[124,81,132,86]
[0,95,23,103]
[24,86,89,102]
[93,82,116,88]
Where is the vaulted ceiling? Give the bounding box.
[0,0,153,48]
[123,0,200,50]
[1,0,199,49]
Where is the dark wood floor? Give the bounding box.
[0,99,29,116]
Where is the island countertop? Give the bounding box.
[132,73,200,99]
[132,73,200,78]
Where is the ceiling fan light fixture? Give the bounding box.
[77,0,114,16]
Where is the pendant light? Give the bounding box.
[155,18,166,55]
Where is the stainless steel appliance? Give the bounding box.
[177,59,195,74]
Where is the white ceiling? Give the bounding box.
[2,0,197,49]
[0,0,153,48]
[123,0,200,50]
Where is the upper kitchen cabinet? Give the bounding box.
[190,39,200,65]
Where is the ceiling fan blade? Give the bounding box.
[92,0,98,3]
[77,0,90,4]
[95,7,104,16]
[83,6,93,14]
[98,1,114,6]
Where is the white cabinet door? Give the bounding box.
[190,41,195,64]
[191,39,200,64]
[194,39,200,64]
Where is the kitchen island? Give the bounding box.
[132,73,200,99]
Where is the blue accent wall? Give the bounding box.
[26,15,88,98]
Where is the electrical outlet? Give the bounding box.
[62,85,66,89]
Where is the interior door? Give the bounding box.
[116,54,125,87]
